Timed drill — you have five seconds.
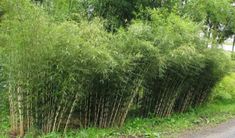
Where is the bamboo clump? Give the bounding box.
[0,0,232,137]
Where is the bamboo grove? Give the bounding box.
[0,0,233,137]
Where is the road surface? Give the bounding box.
[180,119,235,138]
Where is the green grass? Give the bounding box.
[1,73,235,138]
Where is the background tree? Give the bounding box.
[183,0,235,47]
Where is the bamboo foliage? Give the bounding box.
[137,11,232,117]
[1,0,115,135]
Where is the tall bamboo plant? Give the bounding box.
[1,0,113,135]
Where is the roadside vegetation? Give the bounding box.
[0,0,235,137]
[34,73,235,137]
[2,73,235,138]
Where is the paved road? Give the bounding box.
[180,119,235,138]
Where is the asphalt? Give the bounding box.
[180,119,235,138]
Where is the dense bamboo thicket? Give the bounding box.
[141,47,231,117]
[0,0,233,137]
[0,1,116,135]
[73,21,161,128]
[138,12,231,117]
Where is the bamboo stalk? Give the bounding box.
[94,92,98,127]
[63,93,79,134]
[120,92,135,126]
[17,86,24,137]
[52,91,66,132]
[88,91,92,127]
[8,84,14,130]
[99,97,105,128]
[56,100,69,131]
[108,94,118,127]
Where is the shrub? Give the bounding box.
[212,73,235,101]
